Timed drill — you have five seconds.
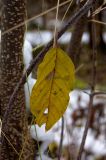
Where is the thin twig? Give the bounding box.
[1,130,19,156]
[53,0,60,47]
[58,116,64,160]
[76,94,94,160]
[91,13,97,92]
[92,91,106,96]
[61,0,73,22]
[92,1,106,16]
[75,64,84,73]
[2,0,95,129]
[1,0,72,36]
[34,125,42,160]
[90,19,106,26]
[77,4,97,159]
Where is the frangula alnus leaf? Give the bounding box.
[30,47,75,131]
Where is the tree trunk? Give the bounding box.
[0,0,35,159]
[89,0,106,51]
[67,2,87,66]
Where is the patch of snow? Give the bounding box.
[59,32,90,44]
[25,31,91,46]
[23,40,33,68]
[30,124,54,142]
[47,19,63,29]
[85,130,106,156]
[69,90,90,109]
[24,77,36,111]
[59,32,72,44]
[25,31,52,46]
[23,40,36,111]
[82,32,90,43]
[37,154,52,160]
[29,90,106,158]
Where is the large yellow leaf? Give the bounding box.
[30,47,75,131]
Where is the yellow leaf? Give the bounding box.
[30,47,75,131]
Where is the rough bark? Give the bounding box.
[0,0,35,159]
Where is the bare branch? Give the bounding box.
[77,94,94,160]
[58,116,64,160]
[93,91,106,96]
[77,3,97,159]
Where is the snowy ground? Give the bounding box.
[30,90,106,160]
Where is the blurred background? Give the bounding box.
[0,0,106,159]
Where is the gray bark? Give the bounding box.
[0,0,35,159]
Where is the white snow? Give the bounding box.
[59,32,72,44]
[29,90,106,158]
[25,31,106,46]
[23,40,33,68]
[25,31,52,46]
[25,31,91,46]
[85,130,106,156]
[23,40,36,111]
[30,124,54,142]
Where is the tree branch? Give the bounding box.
[3,0,96,128]
[58,116,64,160]
[77,3,97,159]
[76,94,94,160]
